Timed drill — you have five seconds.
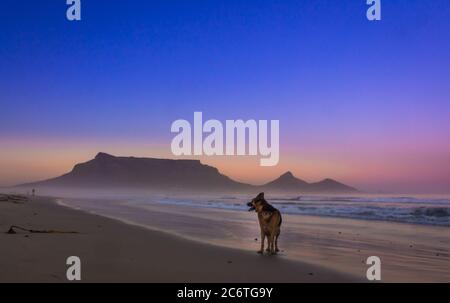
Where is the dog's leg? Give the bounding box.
[265,236,270,253]
[258,231,265,254]
[275,230,280,252]
[270,234,276,255]
[267,235,274,255]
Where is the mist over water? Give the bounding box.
[45,189,450,227]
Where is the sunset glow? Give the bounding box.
[1,1,450,193]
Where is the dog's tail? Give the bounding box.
[278,211,282,226]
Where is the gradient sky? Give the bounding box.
[1,1,450,193]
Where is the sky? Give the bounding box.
[1,0,450,193]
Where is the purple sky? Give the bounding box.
[1,1,450,193]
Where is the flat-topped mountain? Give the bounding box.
[22,152,246,190]
[20,153,358,193]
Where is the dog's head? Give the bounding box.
[247,192,266,212]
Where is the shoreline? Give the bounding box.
[0,195,361,282]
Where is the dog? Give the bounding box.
[247,192,282,255]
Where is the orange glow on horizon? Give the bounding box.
[1,137,450,194]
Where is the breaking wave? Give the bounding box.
[156,195,450,227]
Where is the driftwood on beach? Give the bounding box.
[0,194,28,204]
[6,225,79,235]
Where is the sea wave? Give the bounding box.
[155,196,450,227]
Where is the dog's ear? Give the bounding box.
[256,192,264,200]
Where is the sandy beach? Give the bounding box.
[0,195,360,283]
[51,193,450,283]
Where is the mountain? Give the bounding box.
[261,171,309,190]
[21,152,247,191]
[309,178,358,193]
[260,172,358,193]
[20,153,358,193]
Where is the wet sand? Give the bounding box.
[0,195,359,283]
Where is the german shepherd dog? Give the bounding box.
[247,193,282,255]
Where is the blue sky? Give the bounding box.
[1,1,450,192]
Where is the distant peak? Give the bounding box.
[95,152,115,159]
[320,178,337,183]
[280,171,294,178]
[262,170,309,188]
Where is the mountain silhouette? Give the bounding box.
[261,171,309,190]
[20,153,357,193]
[22,152,246,191]
[308,178,357,193]
[260,172,357,193]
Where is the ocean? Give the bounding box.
[153,194,450,227]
